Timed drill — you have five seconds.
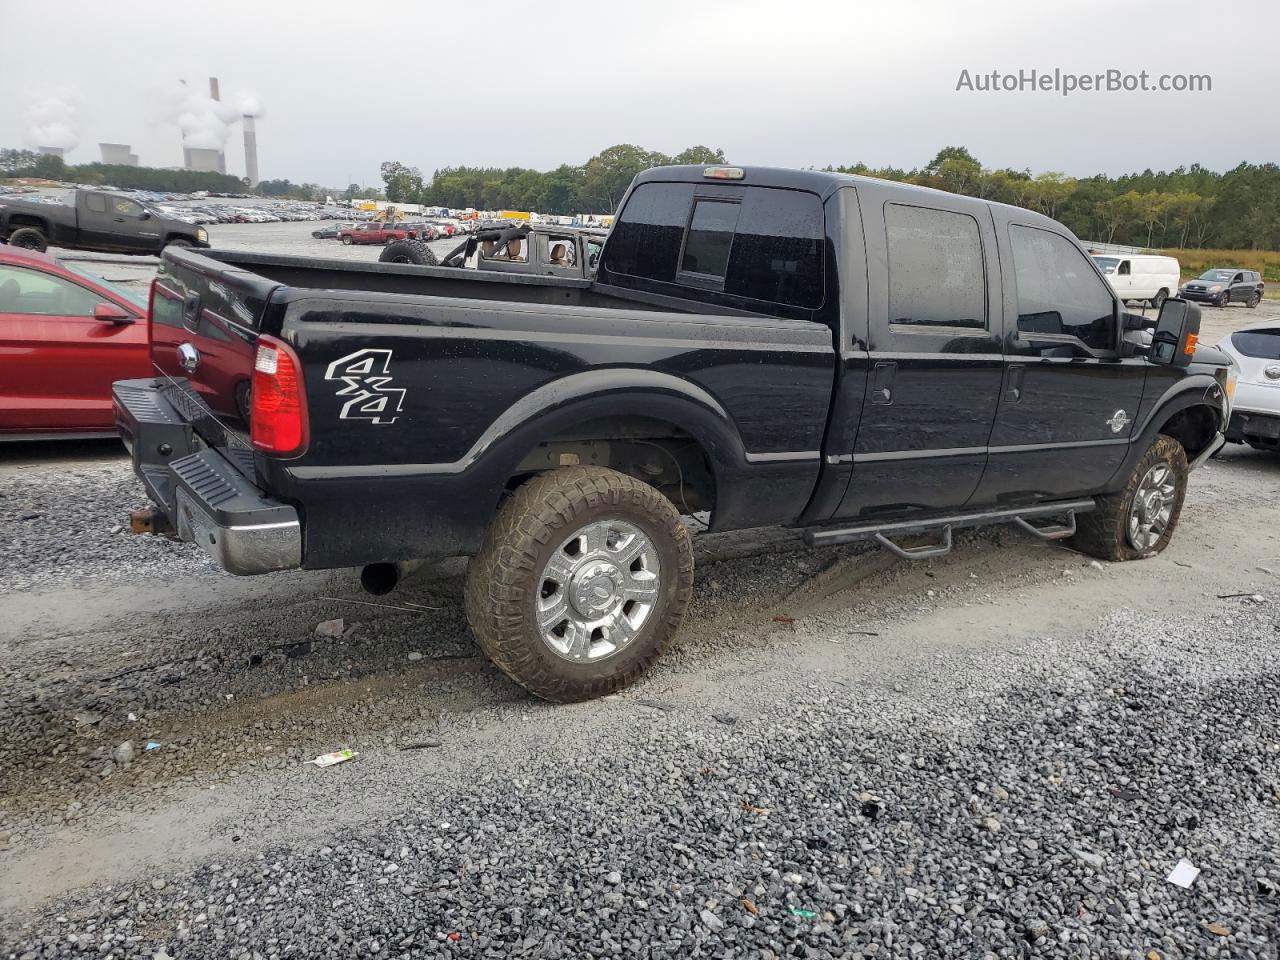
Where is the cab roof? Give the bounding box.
[633,164,1065,228]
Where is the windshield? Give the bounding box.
[1198,270,1236,281]
[58,259,147,309]
[1092,256,1120,275]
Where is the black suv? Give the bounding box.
[1181,269,1265,308]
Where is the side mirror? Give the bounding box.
[94,302,135,325]
[1148,298,1200,367]
[139,210,151,221]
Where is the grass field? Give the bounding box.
[1160,248,1280,296]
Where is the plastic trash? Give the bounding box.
[789,908,817,919]
[145,741,162,751]
[1166,859,1200,888]
[307,749,357,767]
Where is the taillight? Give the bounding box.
[250,335,309,456]
[146,278,158,347]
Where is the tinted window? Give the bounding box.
[724,188,824,308]
[885,204,985,328]
[111,196,143,218]
[1230,329,1280,359]
[1009,226,1115,350]
[84,193,107,214]
[602,182,694,283]
[680,200,738,279]
[0,265,104,317]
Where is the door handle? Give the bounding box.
[1005,364,1025,402]
[870,361,896,405]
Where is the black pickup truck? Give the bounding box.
[113,165,1231,702]
[0,189,209,255]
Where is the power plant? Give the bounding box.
[177,76,259,183]
[243,114,259,187]
[99,143,139,166]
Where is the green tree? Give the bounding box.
[579,144,669,213]
[673,145,727,165]
[380,161,425,204]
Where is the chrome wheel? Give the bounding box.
[1127,462,1176,551]
[536,520,661,662]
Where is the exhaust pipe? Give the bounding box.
[359,559,425,596]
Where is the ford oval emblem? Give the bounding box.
[177,342,200,373]
[1265,364,1280,381]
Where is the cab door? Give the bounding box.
[973,214,1147,505]
[831,184,1005,519]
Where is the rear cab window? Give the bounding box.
[1230,329,1280,359]
[602,181,826,317]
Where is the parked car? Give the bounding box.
[312,223,353,240]
[0,247,147,438]
[1181,269,1265,308]
[338,222,412,245]
[1218,319,1280,451]
[0,189,209,255]
[113,164,1230,702]
[1091,254,1180,308]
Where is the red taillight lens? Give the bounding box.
[250,335,308,456]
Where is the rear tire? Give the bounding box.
[379,239,439,266]
[1151,289,1168,309]
[464,466,694,702]
[1069,434,1188,561]
[8,227,47,252]
[1247,291,1261,308]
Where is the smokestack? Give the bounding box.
[243,115,259,187]
[209,77,220,101]
[208,78,226,173]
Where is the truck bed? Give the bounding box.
[196,249,753,317]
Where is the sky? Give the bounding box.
[1,0,1275,189]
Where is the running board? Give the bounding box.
[803,499,1096,555]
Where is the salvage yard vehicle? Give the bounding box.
[380,222,607,278]
[113,165,1232,702]
[1091,253,1180,309]
[1180,268,1265,308]
[1,247,148,438]
[1219,319,1280,452]
[0,189,209,255]
[337,222,413,245]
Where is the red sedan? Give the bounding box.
[0,247,149,438]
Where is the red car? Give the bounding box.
[337,222,413,245]
[0,247,148,438]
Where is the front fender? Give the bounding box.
[1114,372,1226,485]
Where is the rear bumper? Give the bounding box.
[1227,409,1280,449]
[112,378,301,575]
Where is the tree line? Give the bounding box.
[1,148,381,200]
[829,147,1280,251]
[381,143,1280,251]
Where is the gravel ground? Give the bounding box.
[2,221,1278,959]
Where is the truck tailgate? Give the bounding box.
[148,246,281,459]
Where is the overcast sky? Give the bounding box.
[1,0,1275,189]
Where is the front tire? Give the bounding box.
[1216,291,1230,308]
[464,466,694,702]
[379,239,439,266]
[8,227,47,252]
[165,238,193,249]
[341,236,353,245]
[1069,434,1188,561]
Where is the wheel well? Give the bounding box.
[1158,404,1218,460]
[7,216,48,232]
[508,415,717,518]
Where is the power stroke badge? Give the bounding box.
[324,349,406,424]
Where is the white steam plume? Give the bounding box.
[23,89,81,151]
[159,81,265,149]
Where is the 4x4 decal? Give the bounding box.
[323,349,406,424]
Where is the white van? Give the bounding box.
[1091,254,1181,308]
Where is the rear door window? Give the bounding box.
[884,204,986,329]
